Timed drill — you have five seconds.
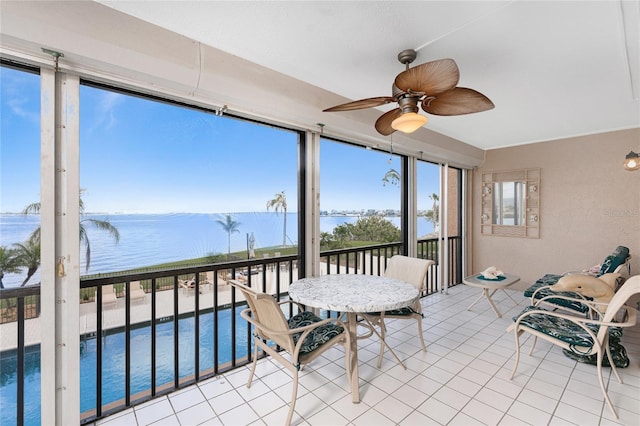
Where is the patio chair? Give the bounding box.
[127,281,146,303]
[509,275,640,419]
[362,255,435,368]
[228,279,351,426]
[97,284,118,308]
[178,278,196,294]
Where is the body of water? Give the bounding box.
[0,307,247,426]
[0,212,434,288]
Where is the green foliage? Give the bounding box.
[320,232,343,250]
[332,216,400,243]
[22,189,120,273]
[423,193,440,233]
[0,246,21,274]
[13,238,41,287]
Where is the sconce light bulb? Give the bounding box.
[624,151,640,171]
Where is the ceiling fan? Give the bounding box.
[323,49,494,135]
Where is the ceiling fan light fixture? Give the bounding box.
[391,112,428,133]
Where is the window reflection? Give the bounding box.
[492,181,525,226]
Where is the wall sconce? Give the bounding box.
[624,151,640,171]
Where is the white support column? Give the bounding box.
[461,168,469,279]
[54,71,81,425]
[441,163,449,294]
[40,67,56,426]
[406,157,418,257]
[305,130,321,277]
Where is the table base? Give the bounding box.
[467,288,518,318]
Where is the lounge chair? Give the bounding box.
[127,281,146,303]
[97,284,118,308]
[228,279,351,426]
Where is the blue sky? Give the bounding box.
[1,65,440,214]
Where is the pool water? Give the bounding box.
[0,307,249,426]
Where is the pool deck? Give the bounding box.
[0,260,379,352]
[0,268,296,352]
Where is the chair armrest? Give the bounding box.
[515,305,637,330]
[531,285,589,302]
[240,307,348,338]
[276,299,306,312]
[534,294,601,317]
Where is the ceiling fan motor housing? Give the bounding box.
[397,95,420,114]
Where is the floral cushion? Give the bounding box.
[598,246,630,275]
[367,306,422,317]
[523,274,590,313]
[288,311,344,355]
[562,342,629,368]
[513,306,629,367]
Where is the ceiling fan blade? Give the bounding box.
[374,109,402,135]
[323,96,395,112]
[422,87,495,116]
[394,58,459,95]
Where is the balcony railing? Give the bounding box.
[0,237,461,425]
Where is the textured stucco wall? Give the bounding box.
[470,128,640,285]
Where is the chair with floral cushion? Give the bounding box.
[509,275,640,420]
[228,280,351,426]
[362,255,435,368]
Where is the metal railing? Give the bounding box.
[0,237,462,425]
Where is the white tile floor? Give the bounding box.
[92,283,640,426]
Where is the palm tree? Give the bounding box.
[13,237,41,286]
[267,191,288,247]
[424,193,440,234]
[216,214,241,256]
[23,189,120,272]
[0,246,21,289]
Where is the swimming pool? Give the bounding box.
[0,307,249,426]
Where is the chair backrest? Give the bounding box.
[101,284,117,304]
[383,255,435,290]
[128,281,146,298]
[598,275,640,341]
[228,280,295,353]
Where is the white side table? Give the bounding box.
[463,273,520,318]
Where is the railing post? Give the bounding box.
[17,296,24,426]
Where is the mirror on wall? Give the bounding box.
[481,168,540,238]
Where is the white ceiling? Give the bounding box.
[77,1,640,149]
